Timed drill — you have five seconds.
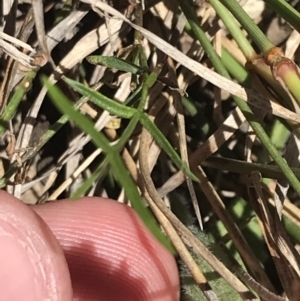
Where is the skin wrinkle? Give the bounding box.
[129,209,176,295]
[0,189,179,300]
[64,240,148,300]
[33,197,179,301]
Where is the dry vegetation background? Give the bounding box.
[1,0,300,300]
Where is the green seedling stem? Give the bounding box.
[218,0,274,54]
[221,48,250,85]
[209,0,256,60]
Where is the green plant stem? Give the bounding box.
[263,0,300,33]
[211,0,296,111]
[178,0,300,196]
[179,0,225,72]
[43,77,175,253]
[0,70,37,136]
[138,64,161,111]
[209,0,256,60]
[202,156,300,180]
[64,77,198,181]
[73,114,140,198]
[218,0,274,54]
[221,48,250,85]
[273,59,300,106]
[250,58,295,111]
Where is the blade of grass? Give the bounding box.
[202,156,300,180]
[86,55,147,74]
[42,76,175,253]
[63,77,136,118]
[72,157,109,198]
[0,70,37,136]
[123,84,142,106]
[72,114,140,198]
[64,76,199,181]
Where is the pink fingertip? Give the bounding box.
[0,190,72,301]
[34,197,180,301]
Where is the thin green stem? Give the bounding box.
[218,0,274,54]
[178,0,300,196]
[209,0,256,60]
[73,114,140,198]
[202,156,300,180]
[179,0,225,73]
[43,77,175,253]
[65,77,198,181]
[263,0,300,33]
[211,0,296,111]
[221,48,250,85]
[0,70,37,136]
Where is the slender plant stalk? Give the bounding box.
[43,77,175,253]
[177,0,300,196]
[263,0,300,33]
[218,0,274,54]
[209,0,256,60]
